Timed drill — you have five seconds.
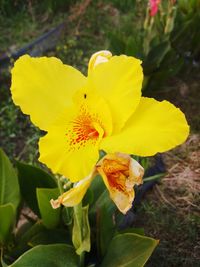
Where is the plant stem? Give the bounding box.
[73,202,85,267]
[57,176,72,232]
[57,176,64,194]
[80,251,85,267]
[143,173,166,182]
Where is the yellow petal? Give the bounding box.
[88,50,112,74]
[39,92,112,182]
[51,174,94,208]
[97,153,144,214]
[11,55,86,130]
[87,55,143,133]
[101,97,189,156]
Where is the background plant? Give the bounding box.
[108,0,200,91]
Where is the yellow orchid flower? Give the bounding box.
[51,152,144,214]
[11,50,189,212]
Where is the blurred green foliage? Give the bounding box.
[103,0,136,12]
[171,0,200,59]
[108,0,200,91]
[0,0,76,16]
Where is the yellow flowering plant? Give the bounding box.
[10,50,189,266]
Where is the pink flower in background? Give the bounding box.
[149,0,161,17]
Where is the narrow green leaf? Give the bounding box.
[89,187,116,257]
[0,148,20,209]
[16,162,57,215]
[36,188,61,229]
[97,203,116,257]
[143,173,165,182]
[0,203,15,244]
[88,176,117,257]
[82,188,93,206]
[100,233,159,267]
[9,244,79,267]
[89,184,115,216]
[89,175,106,205]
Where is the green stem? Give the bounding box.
[79,251,85,267]
[57,177,72,233]
[57,176,64,194]
[143,173,166,182]
[1,247,7,267]
[73,202,85,267]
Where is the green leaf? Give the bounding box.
[97,202,116,257]
[29,228,70,247]
[72,205,90,255]
[15,222,45,247]
[9,244,79,267]
[88,175,117,257]
[89,176,115,216]
[10,223,44,259]
[100,233,159,267]
[0,148,20,209]
[89,175,106,207]
[16,162,57,215]
[118,228,145,236]
[82,188,93,206]
[0,203,15,244]
[93,190,115,214]
[36,188,61,229]
[90,187,116,257]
